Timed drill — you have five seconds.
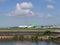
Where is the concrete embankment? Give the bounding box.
[0,35,50,41]
[0,30,60,41]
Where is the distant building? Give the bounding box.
[40,25,60,28]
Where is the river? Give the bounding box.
[0,41,60,45]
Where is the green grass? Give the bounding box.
[0,28,60,30]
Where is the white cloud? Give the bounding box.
[20,2,33,9]
[46,13,53,19]
[47,5,54,10]
[36,13,43,18]
[6,2,43,18]
[6,2,34,16]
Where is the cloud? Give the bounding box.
[20,2,33,9]
[5,2,43,18]
[6,2,34,16]
[36,13,43,18]
[6,2,43,18]
[47,5,54,10]
[46,13,53,19]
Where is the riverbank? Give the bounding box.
[0,30,60,43]
[0,34,60,43]
[0,35,50,41]
[0,34,60,42]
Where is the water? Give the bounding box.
[0,41,59,45]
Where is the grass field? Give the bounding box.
[0,27,60,30]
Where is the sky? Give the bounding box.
[0,0,60,27]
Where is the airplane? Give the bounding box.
[18,24,36,28]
